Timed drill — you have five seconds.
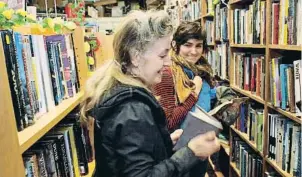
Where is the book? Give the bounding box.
[173,106,223,151]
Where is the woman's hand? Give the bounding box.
[188,131,220,159]
[192,76,202,96]
[170,129,184,145]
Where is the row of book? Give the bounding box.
[231,135,263,177]
[0,30,80,131]
[234,102,264,152]
[205,42,231,80]
[269,58,302,114]
[205,20,214,45]
[23,111,93,177]
[232,0,266,45]
[233,52,266,99]
[271,0,302,45]
[268,114,301,176]
[214,4,228,41]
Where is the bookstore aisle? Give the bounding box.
[0,0,301,176]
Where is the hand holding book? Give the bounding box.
[187,131,221,159]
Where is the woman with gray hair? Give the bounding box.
[80,10,220,177]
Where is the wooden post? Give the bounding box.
[0,36,25,177]
[73,27,89,89]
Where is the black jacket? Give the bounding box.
[90,85,200,177]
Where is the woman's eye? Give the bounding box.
[160,55,166,59]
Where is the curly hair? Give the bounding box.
[171,21,213,86]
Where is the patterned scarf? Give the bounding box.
[170,50,213,103]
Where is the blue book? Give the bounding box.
[280,64,289,110]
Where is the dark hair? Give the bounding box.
[172,21,207,54]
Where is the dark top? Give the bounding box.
[90,84,200,177]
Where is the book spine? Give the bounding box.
[1,31,25,131]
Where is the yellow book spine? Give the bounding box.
[283,0,289,45]
[67,127,81,177]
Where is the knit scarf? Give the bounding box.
[170,50,213,103]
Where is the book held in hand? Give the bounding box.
[173,106,223,151]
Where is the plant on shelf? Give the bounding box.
[0,2,77,34]
[0,2,36,29]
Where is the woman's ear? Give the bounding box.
[129,50,140,67]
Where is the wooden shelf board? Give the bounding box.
[202,14,214,18]
[230,44,266,49]
[230,85,265,104]
[220,142,230,156]
[265,158,292,177]
[229,0,253,5]
[231,126,264,157]
[230,162,240,176]
[18,91,84,153]
[208,158,224,177]
[267,103,301,124]
[83,161,95,177]
[146,0,161,5]
[94,0,117,6]
[269,44,302,51]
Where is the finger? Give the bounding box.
[203,131,216,141]
[171,129,183,139]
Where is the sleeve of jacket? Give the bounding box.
[111,101,199,177]
[153,67,197,131]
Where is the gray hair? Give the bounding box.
[113,10,173,71]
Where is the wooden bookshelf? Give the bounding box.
[230,44,266,49]
[201,0,302,176]
[269,44,302,51]
[202,14,214,18]
[265,158,292,177]
[208,158,224,177]
[231,126,264,157]
[0,26,88,177]
[83,161,96,177]
[267,102,301,124]
[230,162,240,176]
[220,142,230,156]
[229,0,253,5]
[18,91,84,153]
[230,85,265,104]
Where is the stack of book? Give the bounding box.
[23,112,93,177]
[206,42,231,80]
[231,135,263,177]
[233,0,266,44]
[271,0,302,45]
[269,58,302,115]
[268,113,301,176]
[234,102,264,152]
[233,52,266,99]
[0,31,80,131]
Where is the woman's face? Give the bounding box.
[179,39,203,64]
[136,36,171,86]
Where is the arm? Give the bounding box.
[111,102,199,177]
[153,68,197,131]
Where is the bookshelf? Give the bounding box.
[269,44,302,51]
[265,157,292,177]
[18,91,84,153]
[230,44,266,49]
[201,0,302,176]
[230,162,240,176]
[0,27,90,177]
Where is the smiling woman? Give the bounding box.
[153,21,215,177]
